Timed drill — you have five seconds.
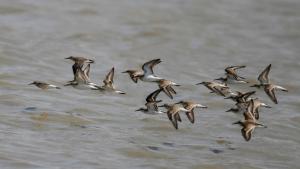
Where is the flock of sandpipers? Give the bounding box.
[29,57,288,142]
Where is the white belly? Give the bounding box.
[142,75,163,82]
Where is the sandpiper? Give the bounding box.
[215,65,248,84]
[159,103,189,130]
[176,101,207,124]
[225,91,256,103]
[136,88,164,114]
[264,84,288,104]
[65,56,94,77]
[196,81,230,97]
[122,69,143,83]
[29,81,61,90]
[97,67,125,94]
[250,64,271,88]
[226,97,270,119]
[64,64,99,90]
[141,58,163,82]
[156,79,180,99]
[248,98,271,120]
[226,101,249,113]
[123,59,163,83]
[233,118,266,142]
[233,102,267,142]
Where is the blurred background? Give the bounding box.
[0,0,299,168]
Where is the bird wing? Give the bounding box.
[167,86,177,94]
[142,59,161,76]
[162,87,173,99]
[264,85,278,104]
[225,66,246,79]
[258,64,271,84]
[103,67,114,85]
[146,88,163,102]
[242,126,254,142]
[171,113,178,129]
[186,109,195,124]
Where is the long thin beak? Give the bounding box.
[28,82,34,85]
[122,71,127,73]
[232,121,241,125]
[224,96,232,99]
[65,56,72,59]
[196,82,203,85]
[249,84,259,88]
[158,105,165,107]
[257,123,267,128]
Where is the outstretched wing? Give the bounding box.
[142,59,161,75]
[146,88,163,102]
[258,64,271,84]
[103,67,114,85]
[264,85,278,104]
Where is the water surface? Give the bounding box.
[0,0,300,169]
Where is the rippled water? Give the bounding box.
[1,0,300,168]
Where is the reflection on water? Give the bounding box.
[0,0,300,168]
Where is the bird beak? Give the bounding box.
[195,82,203,85]
[122,71,127,73]
[214,77,222,81]
[65,56,72,59]
[158,105,165,107]
[232,121,240,125]
[224,96,231,99]
[28,82,34,85]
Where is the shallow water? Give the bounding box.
[0,0,300,169]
